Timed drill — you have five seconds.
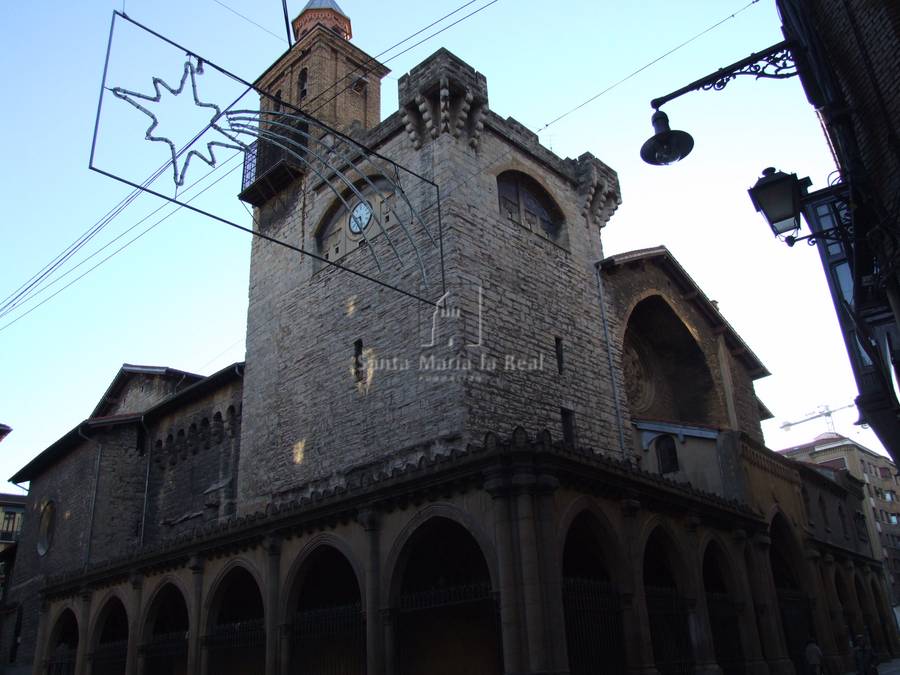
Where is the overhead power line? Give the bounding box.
[538,0,761,132]
[439,0,763,202]
[210,0,286,43]
[0,0,500,330]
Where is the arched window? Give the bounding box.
[838,504,848,538]
[273,90,282,112]
[497,171,564,240]
[818,495,830,530]
[655,435,679,475]
[298,68,308,101]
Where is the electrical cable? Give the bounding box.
[1,0,498,328]
[210,0,286,43]
[306,0,500,119]
[537,0,761,132]
[0,159,244,335]
[0,152,243,321]
[439,0,763,203]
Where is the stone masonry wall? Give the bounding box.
[602,258,764,441]
[145,381,243,543]
[239,49,628,510]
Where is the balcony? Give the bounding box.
[238,115,309,208]
[0,529,19,544]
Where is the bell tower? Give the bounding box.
[254,0,389,133]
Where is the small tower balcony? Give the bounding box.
[238,114,309,207]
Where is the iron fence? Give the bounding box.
[645,586,694,675]
[291,603,365,675]
[563,577,627,675]
[706,591,745,675]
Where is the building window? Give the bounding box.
[555,336,564,374]
[655,434,679,475]
[819,496,830,530]
[298,68,308,100]
[561,408,576,447]
[496,171,564,240]
[839,504,848,538]
[891,514,899,526]
[37,501,55,556]
[802,487,812,524]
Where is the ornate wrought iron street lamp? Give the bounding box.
[747,167,811,238]
[641,40,797,165]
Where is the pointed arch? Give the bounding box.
[140,580,190,674]
[621,294,718,425]
[769,512,815,673]
[386,512,502,675]
[89,593,129,675]
[641,523,696,674]
[284,540,366,675]
[561,508,627,674]
[702,538,745,675]
[204,562,266,675]
[46,607,79,675]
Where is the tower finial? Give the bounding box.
[293,0,352,41]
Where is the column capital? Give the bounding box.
[357,507,381,531]
[129,571,144,590]
[188,554,205,573]
[621,498,641,517]
[752,533,771,550]
[263,533,282,555]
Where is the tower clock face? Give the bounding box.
[349,201,373,234]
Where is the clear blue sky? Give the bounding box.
[0,0,877,493]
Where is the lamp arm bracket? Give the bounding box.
[650,40,797,110]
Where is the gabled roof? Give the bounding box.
[91,364,204,418]
[600,246,770,379]
[302,0,347,17]
[11,363,244,484]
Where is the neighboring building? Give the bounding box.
[2,3,898,675]
[0,494,25,553]
[780,433,900,605]
[775,0,900,459]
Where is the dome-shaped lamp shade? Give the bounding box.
[640,110,694,165]
[748,167,803,236]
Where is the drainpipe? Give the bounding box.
[594,261,627,457]
[139,415,152,547]
[78,425,102,570]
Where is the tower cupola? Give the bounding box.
[292,0,352,41]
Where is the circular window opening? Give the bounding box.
[37,501,56,556]
[349,201,373,235]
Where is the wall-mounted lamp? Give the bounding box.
[640,110,694,165]
[641,40,797,166]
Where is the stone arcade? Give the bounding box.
[3,2,898,674]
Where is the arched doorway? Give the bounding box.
[562,512,626,674]
[643,528,694,675]
[870,578,894,655]
[769,515,813,674]
[834,569,854,654]
[141,583,189,675]
[289,546,365,674]
[90,596,128,675]
[855,575,882,652]
[393,517,502,675]
[702,542,744,675]
[204,566,265,675]
[47,608,78,675]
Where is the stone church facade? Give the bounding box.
[3,2,898,675]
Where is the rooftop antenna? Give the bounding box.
[282,0,293,46]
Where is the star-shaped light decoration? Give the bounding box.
[111,59,246,187]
